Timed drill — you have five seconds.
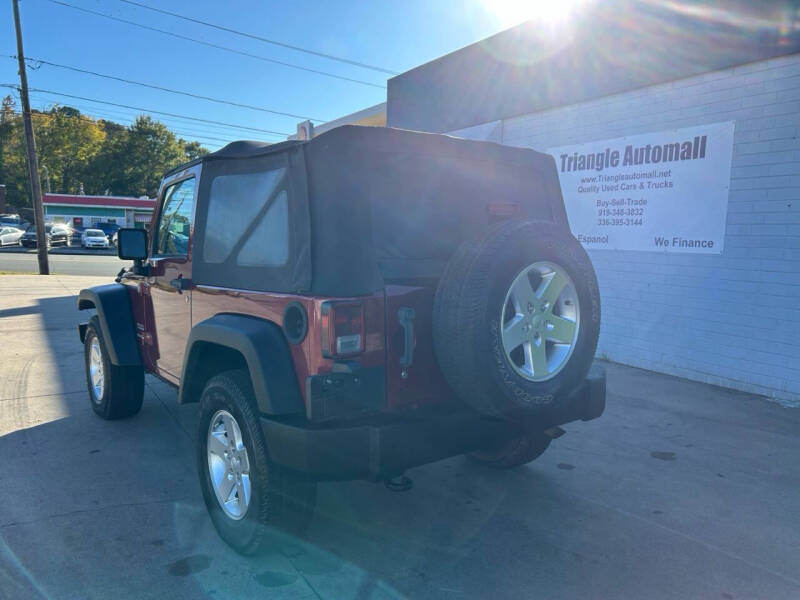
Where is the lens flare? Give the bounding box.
[488,0,590,28]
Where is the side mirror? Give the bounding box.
[117,228,148,261]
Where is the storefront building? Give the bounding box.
[288,102,386,140]
[42,194,155,230]
[381,4,800,403]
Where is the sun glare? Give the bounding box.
[488,0,588,28]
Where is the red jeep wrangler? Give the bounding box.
[78,126,604,554]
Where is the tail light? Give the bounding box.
[320,301,364,358]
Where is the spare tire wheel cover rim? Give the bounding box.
[500,261,580,382]
[207,409,252,520]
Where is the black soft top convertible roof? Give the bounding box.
[192,125,562,177]
[184,126,567,296]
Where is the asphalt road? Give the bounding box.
[0,252,122,277]
[1,274,799,600]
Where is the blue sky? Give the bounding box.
[1,0,523,150]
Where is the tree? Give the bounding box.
[83,119,129,195]
[0,95,29,210]
[0,101,209,205]
[96,116,206,197]
[34,105,106,195]
[127,116,190,196]
[181,139,207,161]
[0,96,15,188]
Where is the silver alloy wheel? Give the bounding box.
[500,261,580,382]
[89,336,105,403]
[207,409,252,520]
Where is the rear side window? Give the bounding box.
[203,167,288,266]
[154,178,195,256]
[192,149,312,293]
[236,191,289,266]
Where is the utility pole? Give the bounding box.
[13,0,49,275]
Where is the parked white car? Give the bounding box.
[0,226,24,246]
[81,229,110,249]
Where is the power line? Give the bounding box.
[19,89,204,136]
[1,84,290,136]
[28,114,232,146]
[116,0,398,75]
[12,109,237,146]
[42,0,387,89]
[11,90,251,145]
[27,91,278,139]
[14,107,122,127]
[167,132,233,145]
[29,95,154,125]
[11,55,325,122]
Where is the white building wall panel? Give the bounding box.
[498,54,800,403]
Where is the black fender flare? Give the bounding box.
[180,313,304,415]
[77,284,142,367]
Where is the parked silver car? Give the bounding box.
[0,226,24,246]
[81,229,110,249]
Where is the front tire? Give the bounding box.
[84,316,144,419]
[197,370,316,555]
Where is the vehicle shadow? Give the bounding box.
[0,402,584,600]
[294,458,585,599]
[37,294,89,390]
[0,293,89,403]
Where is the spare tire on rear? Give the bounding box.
[433,220,600,417]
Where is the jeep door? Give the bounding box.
[147,172,197,382]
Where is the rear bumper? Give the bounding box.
[261,364,606,481]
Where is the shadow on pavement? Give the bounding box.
[0,305,42,319]
[0,399,583,600]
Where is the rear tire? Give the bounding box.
[84,316,144,419]
[468,431,551,468]
[197,369,316,555]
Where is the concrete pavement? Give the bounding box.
[1,274,799,600]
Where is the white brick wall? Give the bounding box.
[499,54,800,404]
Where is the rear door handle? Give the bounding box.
[169,277,191,293]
